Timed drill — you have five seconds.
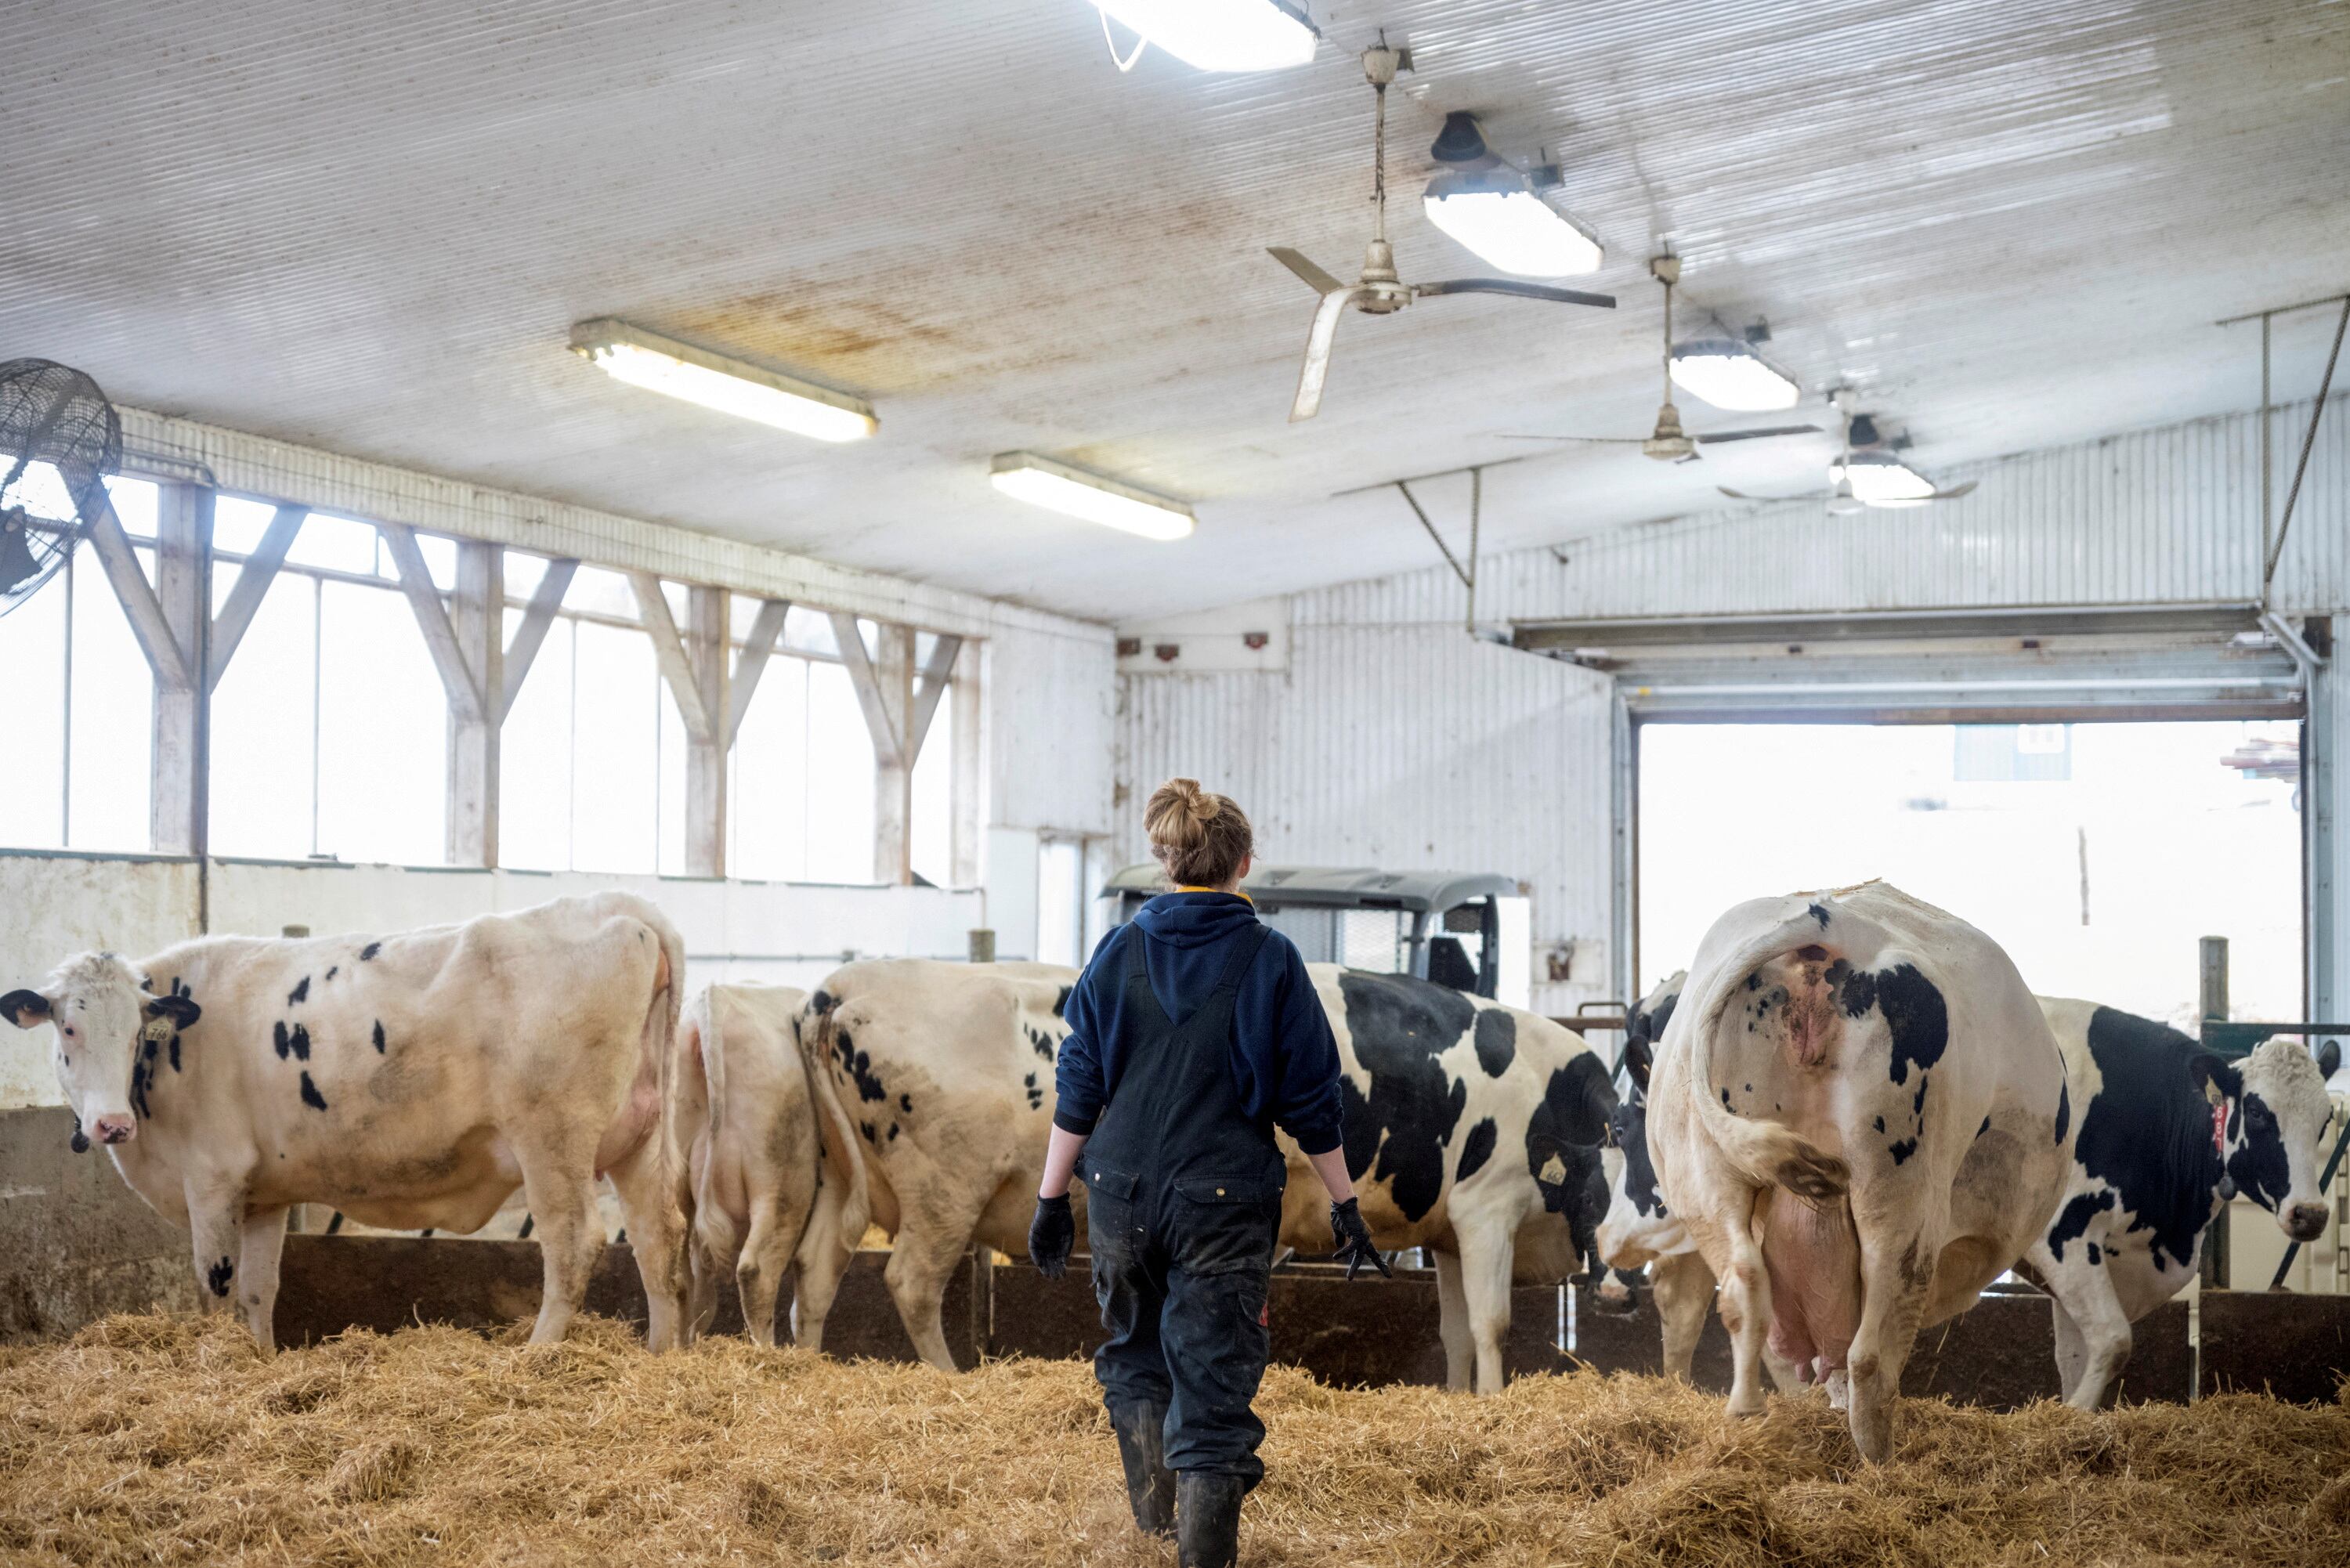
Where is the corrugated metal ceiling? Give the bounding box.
[2,0,2342,619]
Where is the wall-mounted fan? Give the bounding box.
[1495,257,1820,461]
[1268,43,1615,421]
[1717,396,1975,511]
[0,359,121,616]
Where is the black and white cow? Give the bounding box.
[1648,883,2075,1461]
[1594,971,1717,1382]
[1,893,692,1351]
[1279,966,1615,1394]
[2023,998,2340,1408]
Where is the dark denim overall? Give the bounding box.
[1083,919,1283,1485]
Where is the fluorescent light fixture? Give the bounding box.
[1422,169,1603,277]
[1668,338,1801,411]
[991,452,1194,541]
[1831,451,1938,507]
[569,319,876,443]
[1092,0,1318,71]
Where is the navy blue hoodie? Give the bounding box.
[1053,891,1345,1156]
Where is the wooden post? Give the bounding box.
[150,484,211,858]
[446,541,504,868]
[873,623,915,884]
[685,585,730,878]
[951,638,984,887]
[2201,935,2231,1290]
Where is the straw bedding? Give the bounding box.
[2,1313,2345,1567]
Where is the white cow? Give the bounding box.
[2023,998,2340,1409]
[1647,883,2073,1461]
[674,983,828,1346]
[2,893,692,1351]
[1278,965,1615,1394]
[797,959,1087,1370]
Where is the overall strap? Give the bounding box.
[1211,923,1275,995]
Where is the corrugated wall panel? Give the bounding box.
[1116,626,1616,1013]
[991,628,1117,835]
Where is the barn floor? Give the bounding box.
[2,1315,2345,1567]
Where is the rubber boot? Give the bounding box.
[1177,1472,1246,1568]
[1109,1402,1175,1537]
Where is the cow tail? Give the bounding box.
[795,1002,873,1248]
[1682,913,1852,1205]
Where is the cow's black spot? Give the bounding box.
[809,989,837,1017]
[1745,973,1761,992]
[1472,1010,1516,1078]
[1025,1024,1058,1063]
[2047,1188,2117,1263]
[130,1054,153,1120]
[888,1124,899,1141]
[859,1122,876,1143]
[1720,1086,1732,1107]
[1913,1078,1929,1118]
[1834,963,1948,1086]
[299,1071,327,1111]
[1052,986,1072,1018]
[1455,1117,1498,1183]
[2086,1242,2102,1266]
[833,1028,888,1104]
[207,1257,233,1298]
[1978,1115,1991,1140]
[1334,971,1474,1223]
[371,1021,386,1054]
[1806,903,1830,930]
[1874,1115,1885,1133]
[1889,1136,1918,1165]
[287,976,309,1006]
[2225,1092,2294,1209]
[899,1093,913,1113]
[274,1021,311,1061]
[274,1021,290,1060]
[2053,1080,2070,1143]
[324,966,338,981]
[1525,1052,1616,1260]
[2070,1007,2226,1273]
[360,942,381,961]
[168,1033,182,1072]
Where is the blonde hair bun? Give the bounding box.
[1144,778,1253,887]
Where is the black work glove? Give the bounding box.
[1029,1194,1075,1278]
[1329,1198,1392,1281]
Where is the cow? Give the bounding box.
[1594,971,1718,1383]
[674,982,833,1347]
[2022,998,2340,1408]
[0,893,692,1352]
[1647,882,2073,1461]
[1285,966,1615,1394]
[797,959,1089,1370]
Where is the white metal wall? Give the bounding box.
[1339,394,2348,627]
[1116,619,1616,1015]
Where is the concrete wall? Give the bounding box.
[0,1105,201,1342]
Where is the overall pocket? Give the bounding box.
[1171,1176,1282,1277]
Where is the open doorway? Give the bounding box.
[1636,720,2304,1030]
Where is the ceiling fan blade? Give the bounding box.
[1491,433,1648,444]
[1416,279,1618,309]
[1717,486,1834,504]
[1267,247,1346,295]
[1930,480,1979,500]
[1290,285,1371,422]
[1691,425,1824,445]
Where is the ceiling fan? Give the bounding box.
[1269,42,1616,422]
[1495,256,1821,461]
[1717,395,1976,511]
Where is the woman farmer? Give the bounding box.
[1028,779,1386,1568]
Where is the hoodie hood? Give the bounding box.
[1135,891,1259,949]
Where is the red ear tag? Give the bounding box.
[2212,1100,2228,1158]
[1257,1300,1270,1328]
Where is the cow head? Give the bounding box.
[3,953,199,1147]
[1597,972,1688,1271]
[2193,1037,2341,1244]
[1525,1051,1617,1270]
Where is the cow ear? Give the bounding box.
[2315,1038,2341,1082]
[143,993,201,1030]
[1,990,51,1028]
[2189,1053,2241,1104]
[1622,1032,1653,1093]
